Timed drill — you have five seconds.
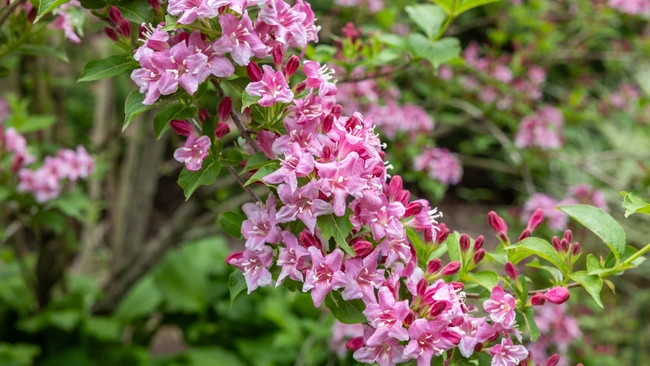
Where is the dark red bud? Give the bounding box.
[527,208,545,232]
[473,235,484,251]
[246,62,263,82]
[104,27,119,42]
[345,337,364,351]
[571,242,581,256]
[285,55,300,78]
[441,330,462,345]
[450,281,464,290]
[552,236,561,251]
[217,97,232,121]
[170,120,193,136]
[416,278,428,297]
[498,232,509,243]
[504,261,518,281]
[199,108,210,122]
[331,104,343,118]
[176,31,189,44]
[546,354,560,366]
[11,155,24,173]
[404,310,415,326]
[352,240,373,258]
[299,230,322,250]
[148,0,160,10]
[424,228,434,243]
[560,238,570,252]
[27,7,37,23]
[487,211,506,233]
[108,6,122,25]
[322,113,335,133]
[449,317,464,328]
[531,292,546,306]
[429,301,447,317]
[518,229,531,241]
[563,230,573,243]
[295,81,307,94]
[473,343,483,353]
[441,261,461,276]
[546,286,570,304]
[473,249,485,264]
[459,234,470,253]
[272,45,285,70]
[426,259,442,274]
[217,5,227,14]
[117,19,131,37]
[404,201,424,217]
[215,123,230,138]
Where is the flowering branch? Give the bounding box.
[210,78,260,153]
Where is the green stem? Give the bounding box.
[622,242,650,265]
[435,0,457,40]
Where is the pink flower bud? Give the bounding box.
[416,278,428,297]
[215,122,230,138]
[436,223,450,244]
[450,316,464,327]
[560,238,570,252]
[176,31,189,44]
[518,229,531,241]
[429,301,447,317]
[272,45,284,70]
[170,120,192,136]
[546,354,560,366]
[487,211,507,233]
[285,55,300,78]
[450,282,464,291]
[396,191,410,206]
[473,249,485,264]
[353,240,373,258]
[531,292,546,306]
[426,259,442,274]
[424,228,434,243]
[299,230,321,250]
[552,236,561,251]
[345,337,364,351]
[459,234,470,253]
[404,310,415,326]
[331,104,343,118]
[404,201,424,217]
[246,62,262,82]
[322,113,335,133]
[104,27,119,42]
[199,108,210,122]
[108,6,122,25]
[295,81,307,94]
[225,251,243,265]
[441,329,462,344]
[527,208,544,232]
[563,230,573,243]
[441,261,461,276]
[504,261,518,280]
[474,235,484,250]
[571,242,581,256]
[117,19,131,37]
[498,232,509,243]
[217,97,232,121]
[148,0,160,10]
[546,286,570,304]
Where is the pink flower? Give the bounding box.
[56,146,95,181]
[275,180,334,233]
[545,287,570,304]
[315,152,368,216]
[209,0,266,14]
[153,41,208,97]
[303,61,336,92]
[50,1,82,43]
[569,184,608,212]
[241,193,281,252]
[167,0,217,24]
[245,65,294,107]
[262,142,314,192]
[301,247,349,307]
[257,0,307,49]
[404,319,461,366]
[353,325,406,366]
[522,194,574,231]
[457,315,496,358]
[488,336,529,366]
[173,134,211,171]
[413,147,463,185]
[330,321,364,358]
[226,247,274,294]
[515,106,564,150]
[362,286,410,345]
[608,0,650,15]
[214,13,268,66]
[483,286,516,326]
[275,230,310,285]
[340,250,384,303]
[187,32,235,78]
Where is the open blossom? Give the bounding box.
[334,0,385,13]
[302,247,349,307]
[173,134,211,171]
[187,32,235,79]
[515,106,564,150]
[214,13,268,66]
[50,1,82,43]
[363,286,410,345]
[340,250,384,303]
[245,65,294,107]
[226,246,274,294]
[257,0,316,49]
[608,0,650,15]
[275,180,334,233]
[275,230,310,285]
[458,315,496,358]
[56,146,95,181]
[262,142,314,192]
[413,147,463,185]
[167,0,217,24]
[488,336,529,366]
[569,184,608,212]
[354,324,406,366]
[315,152,367,216]
[404,319,461,366]
[241,193,281,252]
[483,286,516,326]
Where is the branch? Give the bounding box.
[210,78,260,153]
[227,165,262,202]
[464,282,581,299]
[0,0,27,28]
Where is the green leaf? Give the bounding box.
[461,271,498,290]
[324,291,366,324]
[405,4,446,39]
[153,103,197,138]
[526,258,564,283]
[456,0,501,14]
[17,44,68,62]
[522,307,541,341]
[220,149,245,166]
[445,232,461,262]
[243,161,280,186]
[219,211,246,239]
[505,237,566,272]
[13,115,55,133]
[376,33,408,49]
[406,227,426,267]
[570,271,603,308]
[228,270,247,310]
[586,254,607,275]
[558,204,626,263]
[317,214,355,256]
[242,152,270,172]
[123,91,155,131]
[114,276,162,321]
[241,92,261,112]
[177,157,221,200]
[620,191,650,218]
[408,34,461,68]
[47,193,90,220]
[78,56,138,82]
[35,0,70,22]
[83,317,122,342]
[117,0,153,23]
[430,0,454,15]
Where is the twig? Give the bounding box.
[464,282,581,299]
[0,0,27,28]
[227,165,261,202]
[210,78,260,153]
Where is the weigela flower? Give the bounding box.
[275,180,334,233]
[404,319,461,366]
[262,142,314,192]
[522,194,575,231]
[167,0,218,24]
[315,152,368,216]
[257,0,308,49]
[245,65,294,106]
[515,106,564,150]
[353,325,406,366]
[457,315,496,358]
[241,193,281,252]
[413,147,463,185]
[275,230,310,285]
[363,286,410,345]
[214,13,268,66]
[187,32,235,79]
[483,286,516,326]
[340,250,384,303]
[173,134,211,171]
[302,247,349,307]
[488,336,529,366]
[226,246,274,294]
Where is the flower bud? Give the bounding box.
[27,7,37,23]
[429,301,447,317]
[459,234,470,253]
[404,310,415,326]
[353,240,373,258]
[473,343,483,353]
[11,155,24,173]
[295,81,307,94]
[450,316,464,327]
[117,19,131,37]
[424,228,434,243]
[435,223,450,245]
[473,249,485,264]
[199,108,210,122]
[345,337,364,351]
[246,62,262,82]
[450,282,464,291]
[518,229,531,241]
[299,230,322,250]
[416,278,428,297]
[285,55,300,78]
[530,292,546,306]
[546,354,560,366]
[331,104,343,118]
[215,122,230,138]
[563,230,573,243]
[441,261,461,276]
[527,208,544,232]
[504,261,518,281]
[104,27,119,42]
[426,259,442,274]
[108,6,122,25]
[148,0,160,10]
[546,286,570,304]
[176,31,190,44]
[441,330,462,344]
[322,113,335,133]
[552,236,561,251]
[217,97,232,121]
[487,211,507,234]
[404,201,424,217]
[225,251,243,265]
[571,242,581,256]
[272,44,284,70]
[170,120,193,136]
[473,235,484,251]
[560,238,570,252]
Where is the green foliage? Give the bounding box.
[35,0,71,22]
[243,161,280,186]
[228,271,247,309]
[405,4,446,39]
[219,211,246,239]
[620,191,650,218]
[324,291,366,324]
[317,213,355,256]
[177,158,221,200]
[78,56,138,82]
[570,271,604,308]
[559,205,626,263]
[153,103,198,138]
[506,237,567,274]
[123,91,157,131]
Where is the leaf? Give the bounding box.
[123,91,155,131]
[241,92,261,112]
[558,204,626,263]
[376,33,408,49]
[220,148,245,166]
[83,317,122,342]
[506,237,566,272]
[445,232,462,263]
[242,152,270,172]
[405,4,447,39]
[177,157,221,200]
[243,161,280,186]
[406,227,426,267]
[13,115,55,133]
[219,211,246,239]
[570,271,603,308]
[586,254,608,275]
[526,258,564,283]
[152,103,197,138]
[620,191,650,218]
[455,0,502,14]
[117,0,153,23]
[318,214,355,256]
[228,270,247,309]
[114,276,162,321]
[47,193,90,221]
[324,291,366,324]
[522,307,541,341]
[462,271,498,290]
[408,34,461,68]
[35,0,70,22]
[17,44,68,62]
[78,56,138,82]
[430,0,454,15]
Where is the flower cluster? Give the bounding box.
[1,127,35,171]
[514,106,564,150]
[333,0,385,13]
[528,304,581,366]
[607,0,650,15]
[413,147,463,186]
